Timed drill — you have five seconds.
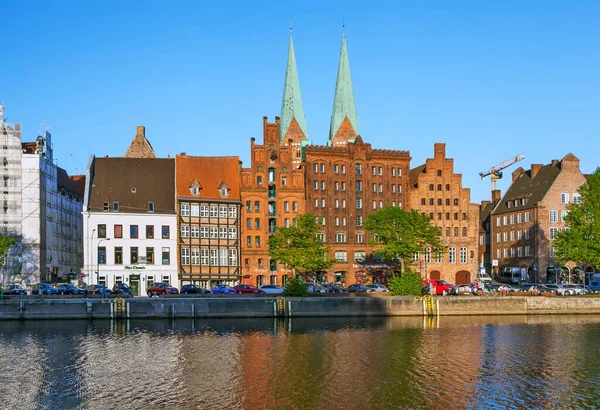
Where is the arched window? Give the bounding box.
[454,198,459,206]
[437,184,442,191]
[429,198,434,206]
[454,227,459,236]
[437,198,442,206]
[421,198,426,205]
[438,213,442,220]
[445,227,451,236]
[437,170,442,176]
[462,227,467,236]
[429,184,434,191]
[445,199,450,206]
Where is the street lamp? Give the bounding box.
[97,238,110,285]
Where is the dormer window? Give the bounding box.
[192,187,199,195]
[218,180,231,198]
[221,188,228,197]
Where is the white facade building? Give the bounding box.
[82,128,178,296]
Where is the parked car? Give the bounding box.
[560,284,587,296]
[588,280,600,293]
[451,284,475,295]
[346,284,372,293]
[210,284,236,294]
[365,284,390,292]
[180,284,211,295]
[112,283,132,295]
[423,279,456,296]
[31,283,59,296]
[260,284,285,294]
[147,282,179,297]
[87,284,112,295]
[54,283,84,295]
[2,284,27,295]
[323,283,349,293]
[477,272,493,284]
[303,282,329,293]
[233,284,265,294]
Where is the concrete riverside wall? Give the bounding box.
[3,296,600,320]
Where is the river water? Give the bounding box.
[1,315,600,409]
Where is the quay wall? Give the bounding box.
[2,295,600,320]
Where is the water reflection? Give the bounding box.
[1,316,600,409]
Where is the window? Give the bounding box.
[113,202,119,211]
[320,164,325,173]
[561,210,568,222]
[255,218,260,229]
[181,204,190,216]
[209,227,218,238]
[162,248,170,264]
[550,227,558,240]
[525,212,531,223]
[354,251,366,262]
[525,229,530,240]
[146,247,154,264]
[246,201,251,212]
[356,216,363,226]
[335,233,346,242]
[460,247,467,264]
[114,225,122,239]
[191,248,200,265]
[130,247,138,264]
[356,234,364,243]
[210,206,218,217]
[146,225,154,239]
[335,217,340,226]
[355,164,362,175]
[313,163,318,173]
[342,217,347,226]
[448,247,456,263]
[372,183,377,193]
[314,199,319,208]
[335,250,348,262]
[397,168,402,177]
[372,200,377,210]
[219,206,227,218]
[192,226,199,238]
[437,170,442,177]
[391,168,396,177]
[445,184,450,191]
[378,167,383,176]
[292,201,298,212]
[446,199,450,206]
[446,227,450,236]
[246,218,252,229]
[321,199,326,207]
[219,227,227,239]
[341,165,346,174]
[561,193,569,204]
[191,186,199,195]
[549,210,558,223]
[356,198,362,209]
[503,232,508,242]
[210,248,218,265]
[424,247,431,263]
[356,181,362,191]
[255,236,261,247]
[454,227,458,236]
[256,176,262,185]
[181,248,190,265]
[200,227,208,238]
[429,184,434,191]
[246,236,252,247]
[98,224,106,238]
[497,233,501,242]
[437,184,442,191]
[517,213,522,223]
[518,230,522,240]
[200,205,208,217]
[503,216,507,225]
[130,225,138,239]
[510,215,514,224]
[454,199,459,206]
[421,198,426,205]
[341,182,346,191]
[510,248,515,257]
[379,184,383,193]
[313,180,319,190]
[228,249,237,266]
[181,226,190,238]
[429,198,434,206]
[162,226,170,239]
[434,250,442,264]
[510,231,515,241]
[518,247,523,257]
[334,164,339,174]
[201,249,209,265]
[284,201,289,212]
[454,212,458,220]
[445,212,450,219]
[103,202,109,211]
[114,247,123,265]
[525,246,531,256]
[372,166,376,176]
[573,193,581,204]
[342,199,346,208]
[98,247,106,265]
[145,201,153,212]
[462,227,467,237]
[228,206,237,219]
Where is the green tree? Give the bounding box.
[554,167,600,268]
[0,235,16,289]
[268,213,336,277]
[363,206,445,270]
[387,270,424,296]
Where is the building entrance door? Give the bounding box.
[130,275,140,296]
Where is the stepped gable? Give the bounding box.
[124,126,156,159]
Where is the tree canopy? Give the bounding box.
[554,167,600,267]
[363,206,444,263]
[268,213,335,276]
[0,235,16,266]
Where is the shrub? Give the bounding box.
[388,270,423,296]
[284,276,308,297]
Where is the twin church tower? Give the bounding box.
[280,32,360,147]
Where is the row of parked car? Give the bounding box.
[423,279,594,296]
[1,283,133,296]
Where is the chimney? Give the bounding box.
[180,152,186,156]
[551,159,559,167]
[492,189,501,204]
[434,143,446,159]
[136,126,145,137]
[481,200,491,208]
[531,164,542,179]
[512,167,523,182]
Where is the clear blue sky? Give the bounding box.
[2,1,598,203]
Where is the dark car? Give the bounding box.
[2,284,27,295]
[210,284,236,294]
[112,283,132,295]
[147,282,179,297]
[346,284,372,293]
[180,284,211,295]
[87,284,113,295]
[233,284,265,294]
[323,283,349,293]
[55,284,84,295]
[31,283,59,296]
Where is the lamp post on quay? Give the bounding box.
[96,238,110,285]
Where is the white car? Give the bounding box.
[560,284,587,296]
[260,284,285,295]
[365,284,390,292]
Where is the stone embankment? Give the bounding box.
[2,294,600,320]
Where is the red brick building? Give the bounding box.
[409,143,480,284]
[490,154,592,283]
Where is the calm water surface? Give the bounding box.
[1,315,600,409]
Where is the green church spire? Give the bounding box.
[280,34,308,141]
[329,32,359,140]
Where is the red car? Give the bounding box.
[147,282,179,297]
[423,279,456,296]
[233,284,265,294]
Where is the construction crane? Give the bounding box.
[479,153,526,192]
